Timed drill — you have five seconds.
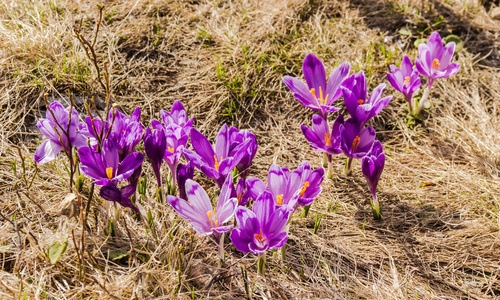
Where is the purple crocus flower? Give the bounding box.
[228,128,258,177]
[234,178,249,206]
[242,176,267,206]
[300,114,344,156]
[361,141,385,220]
[245,162,322,211]
[342,71,392,127]
[415,32,461,88]
[127,165,142,191]
[78,139,144,186]
[108,107,143,160]
[81,107,143,159]
[163,126,189,186]
[81,116,109,148]
[340,119,376,159]
[387,56,421,111]
[167,174,238,240]
[283,54,350,119]
[35,101,87,164]
[183,124,250,187]
[100,184,140,213]
[294,161,325,207]
[246,164,298,210]
[144,125,167,187]
[160,100,193,135]
[230,190,290,255]
[149,117,189,187]
[177,162,194,201]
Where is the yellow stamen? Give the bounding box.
[254,229,267,243]
[214,155,222,171]
[300,181,310,197]
[404,76,410,84]
[106,167,113,179]
[432,59,440,70]
[319,87,326,105]
[276,194,283,206]
[168,147,174,153]
[325,132,332,146]
[352,136,361,151]
[358,99,364,105]
[310,87,329,105]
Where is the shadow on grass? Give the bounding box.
[342,0,499,67]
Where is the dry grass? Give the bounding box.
[1,0,500,298]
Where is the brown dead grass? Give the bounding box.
[1,0,500,299]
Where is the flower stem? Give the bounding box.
[302,205,311,218]
[218,233,225,268]
[257,253,266,275]
[156,187,163,203]
[280,244,286,261]
[280,222,291,260]
[415,86,430,115]
[370,195,382,220]
[322,153,328,168]
[343,157,353,176]
[326,154,333,179]
[406,93,413,113]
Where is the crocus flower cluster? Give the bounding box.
[225,160,324,274]
[31,31,465,278]
[35,101,146,212]
[244,161,324,212]
[387,31,460,116]
[284,54,390,219]
[78,107,145,212]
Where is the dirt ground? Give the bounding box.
[1,0,500,299]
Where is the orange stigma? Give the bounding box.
[214,155,222,171]
[309,88,316,98]
[352,136,361,151]
[300,181,310,197]
[276,194,283,206]
[254,229,266,243]
[310,87,329,106]
[106,167,113,179]
[358,99,364,105]
[167,147,174,153]
[432,59,440,70]
[237,192,242,204]
[325,132,332,146]
[404,76,410,84]
[206,210,218,227]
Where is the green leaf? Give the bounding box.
[399,28,412,36]
[47,241,68,264]
[443,34,463,52]
[108,250,129,261]
[0,245,12,253]
[414,39,427,48]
